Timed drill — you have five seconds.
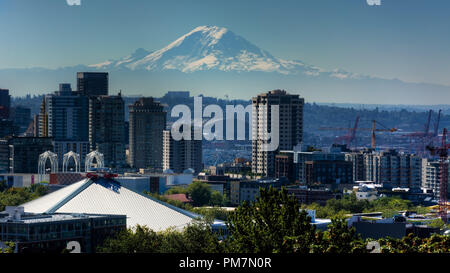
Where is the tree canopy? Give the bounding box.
[302,193,416,219]
[97,221,224,253]
[187,181,212,207]
[226,187,316,253]
[0,184,49,211]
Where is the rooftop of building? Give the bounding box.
[17,177,224,230]
[254,89,303,99]
[0,208,124,225]
[165,194,193,203]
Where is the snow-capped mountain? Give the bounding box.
[89,25,354,78]
[4,25,450,104]
[89,48,152,70]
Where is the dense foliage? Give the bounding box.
[0,182,49,211]
[378,234,450,253]
[191,207,230,221]
[301,193,426,219]
[0,242,15,254]
[97,221,225,253]
[226,187,316,253]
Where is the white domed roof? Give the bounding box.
[183,168,195,174]
[163,169,174,174]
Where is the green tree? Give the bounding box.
[226,187,316,253]
[192,207,230,221]
[0,185,49,211]
[428,218,445,229]
[210,191,225,206]
[97,225,162,253]
[1,242,15,253]
[187,181,212,207]
[378,233,424,253]
[416,206,430,215]
[0,180,7,192]
[179,221,223,253]
[166,186,188,195]
[98,221,223,253]
[318,217,367,253]
[377,233,450,253]
[370,196,412,212]
[381,209,397,219]
[29,184,49,196]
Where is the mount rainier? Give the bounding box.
[1,25,450,104]
[88,26,355,79]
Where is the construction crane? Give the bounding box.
[319,116,360,148]
[319,118,397,149]
[370,120,398,149]
[403,110,442,155]
[403,110,433,138]
[426,128,449,222]
[433,110,442,138]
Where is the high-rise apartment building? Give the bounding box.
[89,94,125,168]
[252,90,304,177]
[344,148,375,182]
[365,149,422,189]
[77,72,108,97]
[128,97,166,169]
[285,144,351,185]
[42,84,89,141]
[10,106,31,135]
[0,139,9,173]
[163,129,203,174]
[38,98,48,138]
[8,137,53,173]
[422,159,450,199]
[0,88,11,120]
[0,120,17,139]
[39,84,90,169]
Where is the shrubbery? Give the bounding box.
[0,182,49,211]
[301,193,424,219]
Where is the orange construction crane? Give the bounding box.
[370,120,398,149]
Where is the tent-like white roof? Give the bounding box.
[21,178,205,231]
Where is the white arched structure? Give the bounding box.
[38,151,58,182]
[63,151,80,173]
[85,150,104,172]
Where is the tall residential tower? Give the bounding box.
[89,93,126,168]
[128,97,166,170]
[77,72,109,97]
[39,84,90,169]
[163,128,203,174]
[252,90,304,177]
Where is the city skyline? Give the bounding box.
[1,0,450,257]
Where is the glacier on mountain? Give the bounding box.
[88,25,351,78]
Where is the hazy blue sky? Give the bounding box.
[1,0,450,86]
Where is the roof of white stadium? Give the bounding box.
[21,178,224,231]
